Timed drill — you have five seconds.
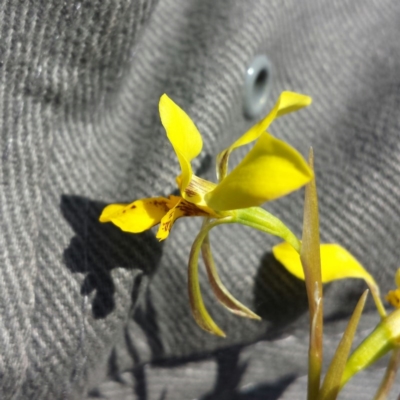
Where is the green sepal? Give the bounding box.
[233,207,301,252]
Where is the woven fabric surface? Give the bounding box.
[1,0,400,399]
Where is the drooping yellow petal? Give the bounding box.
[216,92,312,180]
[156,198,185,241]
[156,196,211,241]
[99,197,170,233]
[273,242,386,318]
[207,132,313,211]
[159,94,203,191]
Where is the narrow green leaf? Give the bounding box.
[318,290,369,400]
[342,308,400,387]
[301,148,323,400]
[374,348,400,400]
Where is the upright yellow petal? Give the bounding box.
[232,91,312,150]
[99,197,170,233]
[273,242,386,318]
[207,132,313,211]
[159,94,203,190]
[216,92,312,180]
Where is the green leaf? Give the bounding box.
[373,348,400,400]
[342,308,400,387]
[301,148,323,400]
[318,290,368,400]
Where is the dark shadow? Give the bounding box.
[61,195,162,319]
[323,278,370,324]
[133,288,165,359]
[253,253,309,339]
[123,325,148,400]
[141,342,296,400]
[232,375,296,400]
[200,345,295,400]
[200,346,248,400]
[158,389,167,400]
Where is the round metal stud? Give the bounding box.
[243,55,273,119]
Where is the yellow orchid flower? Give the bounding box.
[100,92,313,239]
[100,92,313,336]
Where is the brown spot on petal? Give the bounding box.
[177,200,209,217]
[130,205,136,209]
[219,150,229,171]
[185,188,196,197]
[150,200,170,212]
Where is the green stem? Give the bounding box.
[341,309,400,387]
[373,348,400,400]
[234,207,301,252]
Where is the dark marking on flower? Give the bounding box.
[150,200,169,212]
[185,188,196,197]
[177,200,209,217]
[130,205,136,209]
[219,150,229,170]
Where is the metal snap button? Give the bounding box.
[243,55,273,119]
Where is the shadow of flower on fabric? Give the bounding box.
[200,346,295,400]
[253,252,309,339]
[61,195,162,319]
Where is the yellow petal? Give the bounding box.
[156,197,210,241]
[156,199,186,241]
[273,242,386,318]
[216,92,312,180]
[181,174,218,212]
[206,132,313,211]
[231,91,312,150]
[99,197,170,233]
[273,242,374,283]
[159,94,203,190]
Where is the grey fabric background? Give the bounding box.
[1,0,400,398]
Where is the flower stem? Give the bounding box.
[234,207,301,252]
[374,348,400,400]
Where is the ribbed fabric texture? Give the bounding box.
[1,0,400,399]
